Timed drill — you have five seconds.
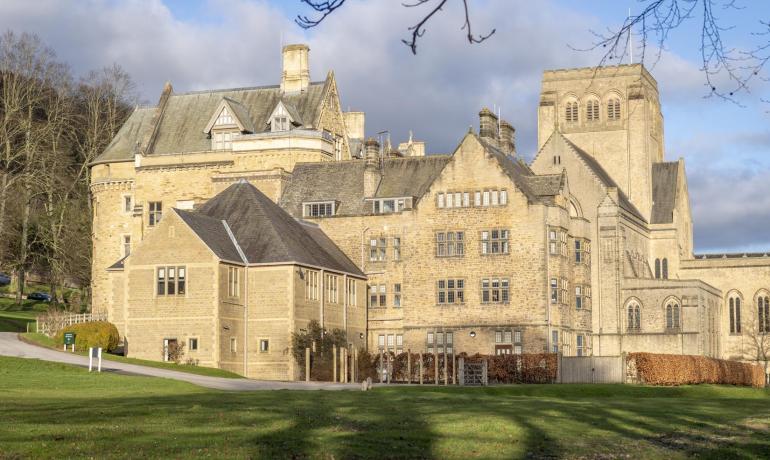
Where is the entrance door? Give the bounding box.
[163,338,178,362]
[495,345,512,355]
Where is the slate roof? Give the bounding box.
[280,156,452,217]
[651,162,679,224]
[187,181,363,276]
[93,107,156,164]
[560,135,647,222]
[93,78,329,164]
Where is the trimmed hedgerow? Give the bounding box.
[54,321,120,352]
[627,352,764,387]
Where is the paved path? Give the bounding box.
[0,332,361,391]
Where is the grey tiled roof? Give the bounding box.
[651,162,679,224]
[279,156,452,218]
[175,210,244,263]
[222,97,257,133]
[560,135,647,222]
[192,181,363,276]
[93,107,155,164]
[523,173,564,197]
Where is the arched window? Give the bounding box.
[627,302,641,331]
[729,296,742,334]
[654,259,661,279]
[607,97,621,120]
[666,302,681,330]
[586,99,600,122]
[565,101,579,123]
[662,258,668,279]
[758,294,770,333]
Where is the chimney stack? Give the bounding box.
[478,108,499,145]
[364,138,381,197]
[281,44,310,93]
[499,120,516,156]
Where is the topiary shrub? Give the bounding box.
[55,321,120,352]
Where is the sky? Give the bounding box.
[1,0,769,254]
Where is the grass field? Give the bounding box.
[0,356,768,459]
[20,332,243,379]
[0,297,48,332]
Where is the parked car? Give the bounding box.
[0,273,10,287]
[27,292,51,302]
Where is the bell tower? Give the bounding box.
[537,64,664,222]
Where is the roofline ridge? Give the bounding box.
[222,219,248,264]
[172,80,326,96]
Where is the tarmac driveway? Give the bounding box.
[0,332,360,391]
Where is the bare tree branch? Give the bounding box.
[296,0,495,55]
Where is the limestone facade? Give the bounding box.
[90,46,770,379]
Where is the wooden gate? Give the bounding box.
[559,356,624,384]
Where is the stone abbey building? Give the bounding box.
[90,44,770,380]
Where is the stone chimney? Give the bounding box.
[499,120,516,156]
[364,138,381,197]
[281,44,310,93]
[479,108,499,145]
[343,112,365,139]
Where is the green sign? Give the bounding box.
[64,332,75,345]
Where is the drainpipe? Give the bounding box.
[243,266,248,377]
[320,269,325,328]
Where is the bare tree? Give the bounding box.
[745,308,770,385]
[576,1,770,103]
[295,0,495,54]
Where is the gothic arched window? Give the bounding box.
[758,294,770,333]
[662,258,668,279]
[654,259,661,279]
[666,302,681,330]
[627,302,641,331]
[729,295,742,334]
[565,101,579,123]
[607,97,621,120]
[586,99,600,122]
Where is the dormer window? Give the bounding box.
[204,98,255,151]
[215,107,234,126]
[273,116,290,132]
[303,201,336,217]
[213,131,237,150]
[269,101,300,132]
[370,197,413,214]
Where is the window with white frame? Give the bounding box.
[227,266,240,298]
[122,235,131,257]
[481,278,509,304]
[259,339,269,353]
[393,237,401,261]
[550,278,558,304]
[378,334,385,349]
[123,195,132,213]
[369,237,387,262]
[575,285,583,310]
[212,131,237,150]
[427,331,453,354]
[552,330,559,353]
[549,229,558,255]
[148,201,162,227]
[437,279,464,305]
[326,274,339,303]
[481,229,509,255]
[157,266,186,296]
[303,202,335,217]
[304,269,320,301]
[369,284,386,308]
[435,231,464,257]
[189,338,198,351]
[347,279,357,307]
[437,190,506,208]
[272,116,289,132]
[372,197,411,214]
[576,334,585,356]
[393,283,401,307]
[396,334,403,354]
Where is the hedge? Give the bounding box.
[627,352,765,387]
[54,321,120,352]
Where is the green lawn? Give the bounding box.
[0,297,48,332]
[0,356,768,459]
[20,332,243,379]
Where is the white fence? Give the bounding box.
[36,312,107,336]
[558,355,626,384]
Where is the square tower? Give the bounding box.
[537,64,664,222]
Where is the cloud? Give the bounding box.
[0,0,768,253]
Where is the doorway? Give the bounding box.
[163,338,178,362]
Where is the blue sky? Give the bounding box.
[1,0,769,253]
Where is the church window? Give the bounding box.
[729,296,742,334]
[607,97,621,120]
[666,301,681,330]
[586,99,600,122]
[654,259,661,279]
[148,201,162,226]
[758,295,770,333]
[480,229,509,255]
[662,258,669,279]
[627,302,641,331]
[565,101,579,123]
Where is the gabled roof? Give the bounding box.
[192,181,363,276]
[557,134,647,222]
[279,156,452,218]
[524,172,565,197]
[651,161,679,224]
[93,106,156,164]
[270,99,304,126]
[476,135,541,203]
[202,97,257,134]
